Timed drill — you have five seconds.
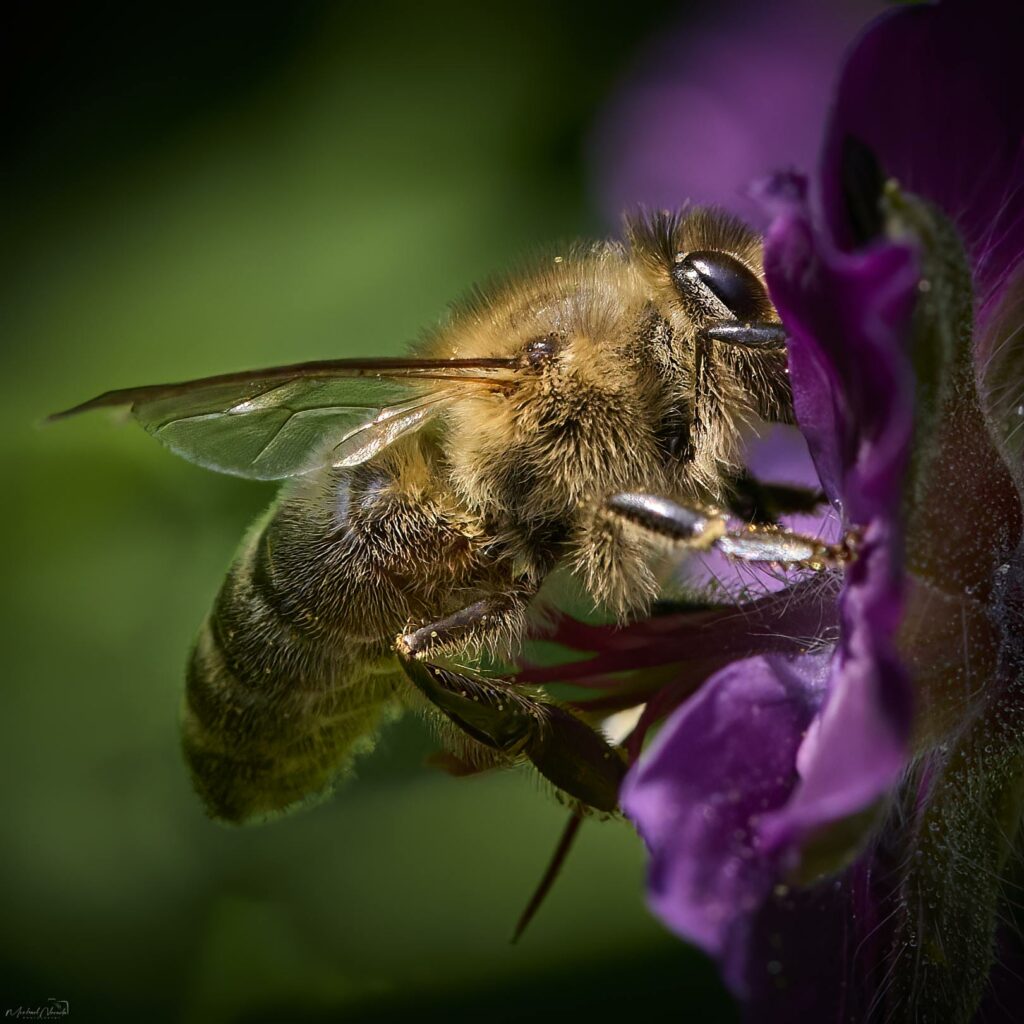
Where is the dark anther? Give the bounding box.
[671,250,766,321]
[525,335,559,368]
[840,135,886,246]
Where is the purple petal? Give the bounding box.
[736,868,869,1019]
[744,423,821,489]
[761,520,911,856]
[591,0,880,227]
[757,173,916,860]
[622,652,829,984]
[762,172,919,522]
[821,0,1024,326]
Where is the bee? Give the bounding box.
[52,208,830,825]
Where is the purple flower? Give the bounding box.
[591,0,881,229]
[547,2,1024,1019]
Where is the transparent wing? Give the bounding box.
[49,357,517,479]
[327,387,464,471]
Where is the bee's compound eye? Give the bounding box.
[672,250,766,321]
[525,335,559,367]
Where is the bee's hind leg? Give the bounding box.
[606,492,857,570]
[395,599,626,812]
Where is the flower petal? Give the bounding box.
[761,520,911,859]
[821,0,1024,325]
[758,173,916,863]
[591,1,879,227]
[761,172,919,521]
[621,651,829,988]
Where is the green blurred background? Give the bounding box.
[2,2,740,1021]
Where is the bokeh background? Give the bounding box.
[2,2,876,1020]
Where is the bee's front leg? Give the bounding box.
[394,599,626,813]
[607,492,857,569]
[687,320,792,460]
[724,470,826,524]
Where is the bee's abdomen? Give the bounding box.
[181,510,401,824]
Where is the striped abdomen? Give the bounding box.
[181,493,405,824]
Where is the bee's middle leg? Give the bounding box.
[394,597,626,812]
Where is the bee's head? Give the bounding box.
[622,207,791,490]
[626,207,776,348]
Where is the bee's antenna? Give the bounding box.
[510,810,584,944]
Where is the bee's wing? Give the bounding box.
[49,357,518,480]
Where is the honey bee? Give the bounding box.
[52,208,832,825]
